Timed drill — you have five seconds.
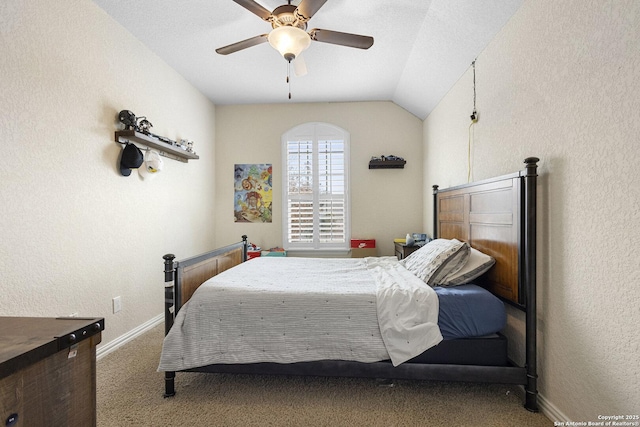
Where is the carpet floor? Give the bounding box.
[97,324,552,426]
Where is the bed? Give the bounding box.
[160,157,539,412]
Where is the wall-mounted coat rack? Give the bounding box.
[115,130,199,163]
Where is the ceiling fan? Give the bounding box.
[216,0,374,67]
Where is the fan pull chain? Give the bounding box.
[287,61,292,99]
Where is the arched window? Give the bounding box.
[282,123,350,251]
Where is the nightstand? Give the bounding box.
[394,242,420,260]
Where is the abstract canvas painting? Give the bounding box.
[234,164,272,223]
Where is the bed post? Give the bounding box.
[523,157,539,412]
[163,254,176,335]
[163,253,177,397]
[242,234,248,261]
[432,185,439,239]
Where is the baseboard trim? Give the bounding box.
[538,391,568,423]
[96,313,163,360]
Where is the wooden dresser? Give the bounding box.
[0,317,104,427]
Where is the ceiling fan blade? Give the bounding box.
[216,34,268,55]
[295,0,329,21]
[309,29,374,49]
[293,53,308,77]
[232,0,272,21]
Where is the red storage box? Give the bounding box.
[350,239,376,249]
[247,251,261,260]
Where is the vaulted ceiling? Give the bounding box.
[92,0,523,119]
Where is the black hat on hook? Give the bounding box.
[120,143,144,176]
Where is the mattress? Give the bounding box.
[159,258,507,373]
[159,256,442,371]
[435,284,506,340]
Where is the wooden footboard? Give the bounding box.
[163,235,248,330]
[162,236,248,397]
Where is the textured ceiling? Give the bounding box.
[92,0,523,119]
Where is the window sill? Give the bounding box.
[284,249,351,258]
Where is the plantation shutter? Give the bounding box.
[286,140,314,244]
[283,123,349,251]
[317,139,345,243]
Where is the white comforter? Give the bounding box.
[158,256,442,371]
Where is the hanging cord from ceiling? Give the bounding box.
[468,59,478,183]
[287,61,292,99]
[468,122,475,182]
[471,60,477,121]
[287,61,291,99]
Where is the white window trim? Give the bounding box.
[281,122,351,252]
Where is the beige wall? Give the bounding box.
[215,102,423,257]
[0,0,218,346]
[423,0,639,421]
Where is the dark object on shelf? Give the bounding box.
[118,110,137,130]
[117,110,153,134]
[115,130,199,163]
[136,116,153,133]
[120,143,144,176]
[369,154,406,169]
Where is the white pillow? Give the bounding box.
[438,247,496,287]
[400,239,470,286]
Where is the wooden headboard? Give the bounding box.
[433,158,538,309]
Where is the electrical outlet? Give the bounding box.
[113,296,122,313]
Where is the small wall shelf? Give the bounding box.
[368,159,406,169]
[115,130,199,163]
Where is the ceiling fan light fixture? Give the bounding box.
[268,26,311,62]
